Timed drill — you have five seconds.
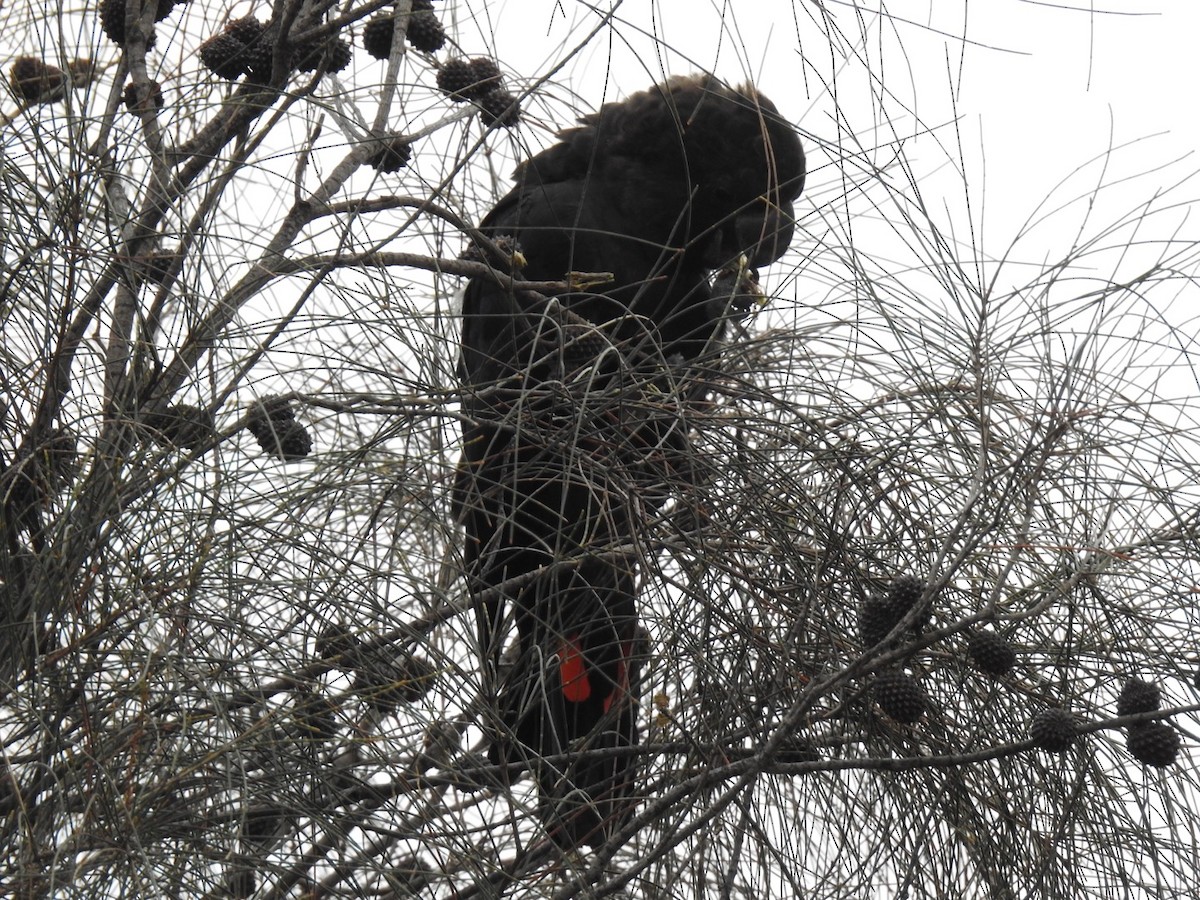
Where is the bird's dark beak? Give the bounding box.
[737,199,795,268]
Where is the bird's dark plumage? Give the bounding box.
[456,74,804,847]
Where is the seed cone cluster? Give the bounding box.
[1126,722,1181,768]
[145,403,214,450]
[872,671,925,724]
[1029,708,1076,753]
[405,9,446,53]
[293,35,352,75]
[198,13,354,81]
[100,0,185,49]
[9,56,95,104]
[850,573,1189,775]
[857,573,936,726]
[316,624,360,664]
[857,574,931,649]
[362,0,443,59]
[246,397,312,461]
[1117,678,1161,717]
[967,630,1017,677]
[1117,677,1181,767]
[123,79,165,112]
[199,17,273,81]
[857,594,896,648]
[436,57,501,100]
[292,689,339,742]
[435,56,520,127]
[366,135,412,173]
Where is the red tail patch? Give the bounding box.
[559,635,592,702]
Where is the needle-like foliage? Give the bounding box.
[0,2,1195,898]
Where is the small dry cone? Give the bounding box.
[1126,721,1181,768]
[9,56,95,105]
[1029,708,1077,753]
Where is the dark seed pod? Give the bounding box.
[1126,721,1181,768]
[323,39,352,73]
[145,404,214,450]
[12,57,93,104]
[477,87,521,127]
[437,56,501,101]
[123,79,165,112]
[455,751,502,792]
[100,0,160,48]
[246,397,309,459]
[467,57,503,93]
[240,44,276,82]
[223,18,274,81]
[967,630,1017,676]
[246,396,307,458]
[291,40,323,73]
[405,10,446,53]
[1029,708,1076,753]
[153,0,179,23]
[200,32,250,80]
[858,594,900,648]
[99,0,126,44]
[887,573,931,632]
[224,15,265,45]
[10,57,67,104]
[353,649,404,714]
[436,57,476,100]
[451,753,504,796]
[398,655,437,703]
[422,719,461,766]
[294,36,352,74]
[871,671,925,724]
[201,17,274,81]
[888,573,924,608]
[1117,677,1162,717]
[366,135,412,173]
[362,15,394,60]
[253,419,311,461]
[247,396,296,432]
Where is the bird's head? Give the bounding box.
[588,74,805,270]
[675,76,805,269]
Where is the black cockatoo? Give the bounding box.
[456,74,805,847]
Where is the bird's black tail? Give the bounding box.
[485,555,643,848]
